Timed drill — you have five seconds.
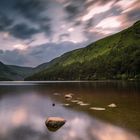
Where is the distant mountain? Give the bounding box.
[0,60,57,81]
[0,62,33,81]
[25,20,140,81]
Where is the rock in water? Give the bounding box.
[65,94,72,100]
[90,107,106,111]
[108,103,117,108]
[53,93,60,96]
[45,117,66,132]
[62,103,70,106]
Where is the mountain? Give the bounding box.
[25,20,140,81]
[0,62,33,81]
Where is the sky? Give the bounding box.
[0,0,139,67]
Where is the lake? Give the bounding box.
[0,81,140,140]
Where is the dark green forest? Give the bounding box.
[25,20,140,81]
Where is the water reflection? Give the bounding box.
[0,81,140,140]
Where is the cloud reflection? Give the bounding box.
[0,91,139,140]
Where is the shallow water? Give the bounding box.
[0,81,139,140]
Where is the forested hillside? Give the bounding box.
[25,21,140,81]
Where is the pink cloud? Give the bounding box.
[95,16,121,29]
[82,1,114,21]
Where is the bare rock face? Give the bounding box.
[45,117,66,132]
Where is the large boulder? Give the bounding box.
[45,117,66,132]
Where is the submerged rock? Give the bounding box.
[90,107,106,111]
[77,101,83,105]
[62,103,70,106]
[108,103,117,108]
[79,103,90,106]
[53,93,60,96]
[45,117,66,132]
[71,100,79,103]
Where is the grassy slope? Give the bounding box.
[25,20,139,80]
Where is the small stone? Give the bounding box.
[53,93,60,96]
[65,94,72,100]
[45,117,66,132]
[90,107,106,111]
[108,103,117,108]
[71,100,79,103]
[62,103,70,106]
[79,103,90,106]
[77,101,83,105]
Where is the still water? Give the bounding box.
[0,81,140,140]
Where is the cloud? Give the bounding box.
[64,0,119,23]
[59,33,70,41]
[125,8,140,22]
[15,0,47,21]
[0,0,53,40]
[9,23,39,39]
[0,12,13,31]
[82,1,114,21]
[95,16,121,29]
[0,42,85,66]
[15,0,53,37]
[0,0,140,66]
[0,49,30,66]
[64,4,80,21]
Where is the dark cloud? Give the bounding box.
[84,18,94,30]
[15,0,47,22]
[0,0,52,39]
[0,50,3,54]
[74,20,82,26]
[40,19,52,36]
[15,0,53,37]
[65,5,80,20]
[9,23,39,39]
[64,0,87,21]
[126,8,140,22]
[0,12,13,31]
[59,33,70,41]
